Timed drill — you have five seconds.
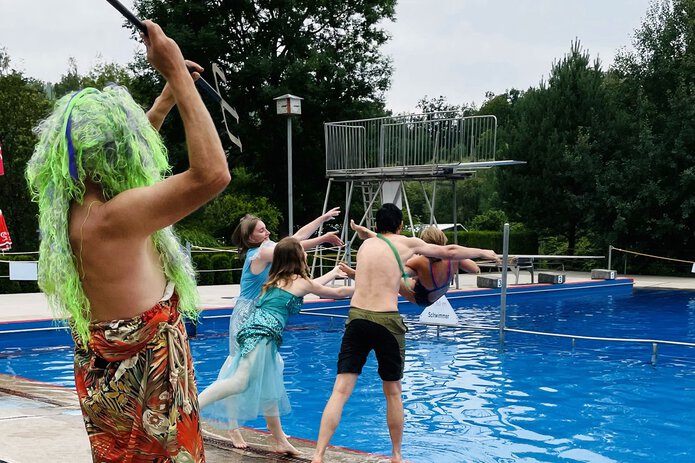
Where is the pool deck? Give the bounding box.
[1,271,694,462]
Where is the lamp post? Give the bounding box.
[274,94,303,235]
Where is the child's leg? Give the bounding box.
[228,426,248,448]
[198,347,259,408]
[265,413,301,456]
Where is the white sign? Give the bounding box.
[418,296,459,326]
[9,261,38,281]
[381,182,402,209]
[691,263,695,273]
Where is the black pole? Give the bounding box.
[104,0,221,103]
[104,0,147,34]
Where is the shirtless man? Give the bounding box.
[311,204,499,463]
[26,21,229,462]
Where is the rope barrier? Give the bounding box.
[190,246,237,253]
[0,251,40,255]
[196,268,240,273]
[611,246,694,264]
[279,310,695,352]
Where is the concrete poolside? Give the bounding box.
[0,271,694,462]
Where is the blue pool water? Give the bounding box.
[2,288,695,462]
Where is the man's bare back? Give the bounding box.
[69,190,168,321]
[59,22,229,324]
[350,233,416,312]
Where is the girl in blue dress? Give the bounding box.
[199,237,353,455]
[220,210,343,446]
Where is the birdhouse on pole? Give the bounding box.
[274,94,303,116]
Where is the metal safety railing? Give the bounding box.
[295,226,695,366]
[325,113,497,175]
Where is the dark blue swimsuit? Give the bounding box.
[413,259,452,307]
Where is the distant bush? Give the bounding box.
[0,255,40,294]
[444,230,538,255]
[211,253,233,285]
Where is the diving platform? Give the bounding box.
[324,112,524,181]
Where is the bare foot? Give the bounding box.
[271,438,301,456]
[391,454,412,463]
[310,456,323,463]
[228,428,248,449]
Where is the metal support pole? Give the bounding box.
[401,180,416,237]
[452,179,460,289]
[287,117,293,236]
[608,245,613,270]
[311,178,333,277]
[499,223,510,344]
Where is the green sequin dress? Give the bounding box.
[201,286,303,426]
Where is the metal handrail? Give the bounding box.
[325,113,498,174]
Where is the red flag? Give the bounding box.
[0,142,4,176]
[0,209,12,251]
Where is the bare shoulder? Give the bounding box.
[69,198,108,242]
[394,234,426,250]
[286,277,314,296]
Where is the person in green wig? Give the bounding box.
[25,20,229,462]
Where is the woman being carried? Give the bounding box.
[199,237,354,455]
[401,226,480,307]
[342,224,482,307]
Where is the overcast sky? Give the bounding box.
[0,0,651,113]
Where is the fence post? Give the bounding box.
[608,245,613,270]
[499,223,510,344]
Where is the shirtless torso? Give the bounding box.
[351,230,495,312]
[350,233,416,312]
[69,187,168,321]
[65,22,230,323]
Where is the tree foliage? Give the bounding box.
[604,0,695,258]
[496,41,614,254]
[0,67,51,251]
[132,0,395,231]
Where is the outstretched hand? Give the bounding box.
[480,249,501,264]
[321,231,344,248]
[338,262,356,279]
[320,207,341,223]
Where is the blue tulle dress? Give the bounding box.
[201,286,303,426]
[227,240,275,357]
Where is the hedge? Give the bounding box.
[0,255,40,294]
[443,230,538,255]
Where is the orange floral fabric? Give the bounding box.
[72,293,205,462]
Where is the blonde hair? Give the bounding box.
[420,226,448,245]
[262,237,309,292]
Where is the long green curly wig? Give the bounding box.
[26,86,198,343]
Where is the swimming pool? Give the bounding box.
[2,287,694,462]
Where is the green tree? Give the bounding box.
[497,41,613,254]
[132,0,395,231]
[0,63,51,251]
[605,0,695,261]
[53,58,135,98]
[179,167,282,243]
